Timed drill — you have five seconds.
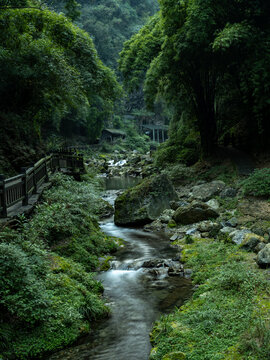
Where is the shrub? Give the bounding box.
[241,168,270,197]
[0,173,118,359]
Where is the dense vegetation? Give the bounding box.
[77,0,159,69]
[150,238,270,360]
[0,173,118,359]
[119,0,270,158]
[0,0,121,174]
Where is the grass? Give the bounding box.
[0,173,118,359]
[150,238,270,360]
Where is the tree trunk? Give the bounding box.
[192,71,217,155]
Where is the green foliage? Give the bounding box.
[120,0,270,155]
[241,168,270,197]
[150,239,270,360]
[0,173,117,359]
[0,5,121,159]
[64,0,81,21]
[77,0,159,69]
[119,13,163,92]
[154,121,200,168]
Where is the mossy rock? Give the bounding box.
[162,351,186,360]
[173,203,219,225]
[239,233,265,252]
[114,174,178,226]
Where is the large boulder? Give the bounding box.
[191,181,226,201]
[257,243,270,268]
[114,174,178,226]
[173,203,219,225]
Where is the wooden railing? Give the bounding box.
[0,152,84,218]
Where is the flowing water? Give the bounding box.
[48,177,192,360]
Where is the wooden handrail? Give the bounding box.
[0,151,85,218]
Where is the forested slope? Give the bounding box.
[119,0,270,159]
[0,1,121,174]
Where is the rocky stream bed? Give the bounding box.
[48,152,270,360]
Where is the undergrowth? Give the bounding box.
[150,239,270,360]
[0,173,118,359]
[241,168,270,197]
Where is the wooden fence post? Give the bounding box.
[21,167,29,206]
[44,158,49,182]
[32,165,37,194]
[0,174,7,218]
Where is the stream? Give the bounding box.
[48,177,192,360]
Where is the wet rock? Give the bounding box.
[162,351,186,360]
[142,259,165,268]
[191,181,226,201]
[168,263,184,276]
[220,187,237,198]
[115,174,178,226]
[257,244,270,268]
[173,203,219,225]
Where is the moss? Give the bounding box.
[99,256,113,271]
[150,239,270,360]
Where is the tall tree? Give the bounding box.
[120,0,270,154]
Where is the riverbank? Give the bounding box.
[149,237,270,360]
[0,172,119,359]
[100,153,270,360]
[1,149,270,359]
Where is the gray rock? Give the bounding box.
[191,181,226,201]
[206,199,220,210]
[220,226,235,234]
[255,242,266,253]
[173,203,219,225]
[170,200,189,210]
[170,234,178,242]
[225,217,238,227]
[198,221,221,233]
[241,237,261,252]
[168,263,184,276]
[114,174,178,226]
[257,244,270,267]
[186,228,198,235]
[230,229,251,245]
[220,187,237,198]
[159,209,175,223]
[230,230,265,247]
